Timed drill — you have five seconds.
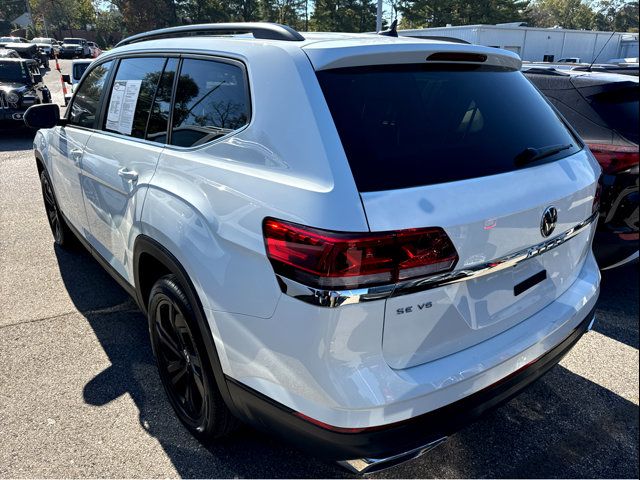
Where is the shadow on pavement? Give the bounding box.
[593,262,639,349]
[53,244,639,478]
[0,127,36,150]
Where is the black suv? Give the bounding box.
[524,67,639,269]
[0,58,51,125]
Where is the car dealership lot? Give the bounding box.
[0,60,638,478]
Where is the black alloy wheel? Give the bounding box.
[154,296,208,425]
[148,275,238,440]
[40,170,73,247]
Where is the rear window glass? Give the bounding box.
[318,64,580,192]
[589,86,639,144]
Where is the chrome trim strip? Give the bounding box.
[277,212,598,308]
[337,437,447,474]
[600,250,638,271]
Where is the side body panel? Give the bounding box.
[81,132,162,282]
[47,125,92,234]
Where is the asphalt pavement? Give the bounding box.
[0,59,638,478]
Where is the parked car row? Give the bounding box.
[0,35,102,59]
[0,58,51,124]
[0,40,49,68]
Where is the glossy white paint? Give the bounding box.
[48,125,93,234]
[81,132,163,282]
[361,150,601,368]
[34,32,601,431]
[210,252,599,428]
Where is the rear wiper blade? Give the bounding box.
[514,143,573,167]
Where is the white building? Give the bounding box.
[400,23,639,63]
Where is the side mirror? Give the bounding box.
[62,74,71,84]
[24,103,62,129]
[33,73,43,83]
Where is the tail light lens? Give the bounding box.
[263,218,458,290]
[588,143,639,174]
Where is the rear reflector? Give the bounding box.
[263,218,458,290]
[588,143,639,174]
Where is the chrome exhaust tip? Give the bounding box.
[337,437,447,474]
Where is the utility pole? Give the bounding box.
[376,0,382,31]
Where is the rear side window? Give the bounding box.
[104,57,166,139]
[171,58,249,147]
[318,64,580,192]
[68,60,113,128]
[589,86,639,144]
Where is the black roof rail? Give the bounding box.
[116,22,305,47]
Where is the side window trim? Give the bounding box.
[165,57,183,146]
[142,57,170,142]
[94,57,120,132]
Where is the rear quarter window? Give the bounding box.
[318,64,580,192]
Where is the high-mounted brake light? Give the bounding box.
[588,143,639,174]
[263,218,458,290]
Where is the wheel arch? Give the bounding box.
[132,234,239,415]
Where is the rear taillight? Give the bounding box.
[588,143,640,174]
[263,218,458,290]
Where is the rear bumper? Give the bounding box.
[226,303,596,462]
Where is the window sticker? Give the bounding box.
[106,79,142,135]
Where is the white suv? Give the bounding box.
[24,23,601,473]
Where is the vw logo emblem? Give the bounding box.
[540,206,558,237]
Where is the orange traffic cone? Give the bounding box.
[55,52,60,72]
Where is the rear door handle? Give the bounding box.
[118,167,139,182]
[70,148,83,166]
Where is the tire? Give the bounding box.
[39,170,76,248]
[148,274,238,441]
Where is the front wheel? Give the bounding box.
[148,274,238,441]
[39,170,75,248]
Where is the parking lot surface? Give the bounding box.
[0,60,638,478]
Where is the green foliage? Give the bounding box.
[592,0,639,32]
[1,0,27,23]
[525,0,596,29]
[398,0,528,29]
[310,0,377,32]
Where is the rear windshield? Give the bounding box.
[589,85,639,144]
[64,39,82,44]
[318,64,580,192]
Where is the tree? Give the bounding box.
[95,6,123,47]
[310,0,377,32]
[28,0,96,36]
[593,0,639,31]
[398,0,528,29]
[110,0,176,34]
[525,0,596,29]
